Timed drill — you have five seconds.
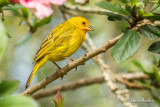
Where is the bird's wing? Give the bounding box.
[33,22,76,63]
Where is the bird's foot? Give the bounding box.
[65,57,77,71]
[65,57,75,62]
[53,62,63,79]
[65,57,75,65]
[53,62,61,69]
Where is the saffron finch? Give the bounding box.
[25,17,93,88]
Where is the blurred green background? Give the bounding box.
[0,0,159,107]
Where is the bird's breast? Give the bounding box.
[48,29,85,62]
[63,31,85,57]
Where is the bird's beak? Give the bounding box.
[87,25,94,31]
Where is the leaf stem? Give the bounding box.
[150,3,160,12]
[125,18,132,25]
[1,10,4,21]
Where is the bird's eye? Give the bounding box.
[82,21,85,25]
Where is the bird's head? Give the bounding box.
[68,17,94,32]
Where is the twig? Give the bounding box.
[32,72,149,100]
[74,0,89,5]
[115,77,146,89]
[60,8,78,16]
[63,2,126,16]
[117,72,149,80]
[59,7,68,21]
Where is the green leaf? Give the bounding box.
[0,0,10,7]
[143,0,149,5]
[100,12,128,21]
[0,80,19,97]
[135,80,155,89]
[119,0,129,3]
[21,8,29,19]
[132,60,152,75]
[112,29,141,63]
[156,25,160,29]
[139,25,160,40]
[6,32,12,38]
[153,67,160,82]
[143,13,160,20]
[125,5,132,15]
[0,95,39,107]
[32,15,52,31]
[143,13,153,17]
[122,27,130,32]
[10,9,21,16]
[52,99,59,107]
[152,94,160,106]
[148,41,160,54]
[2,4,23,10]
[15,33,32,46]
[131,5,139,18]
[151,90,160,106]
[137,2,144,8]
[52,97,64,107]
[96,1,130,16]
[158,59,160,67]
[132,60,146,72]
[59,98,64,107]
[130,0,137,6]
[119,0,130,4]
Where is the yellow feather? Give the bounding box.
[26,17,93,88]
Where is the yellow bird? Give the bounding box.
[25,17,93,88]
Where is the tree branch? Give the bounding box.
[32,72,149,100]
[33,76,104,99]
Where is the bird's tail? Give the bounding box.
[25,57,47,89]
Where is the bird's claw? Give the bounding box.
[66,57,75,65]
[65,57,78,71]
[65,57,75,61]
